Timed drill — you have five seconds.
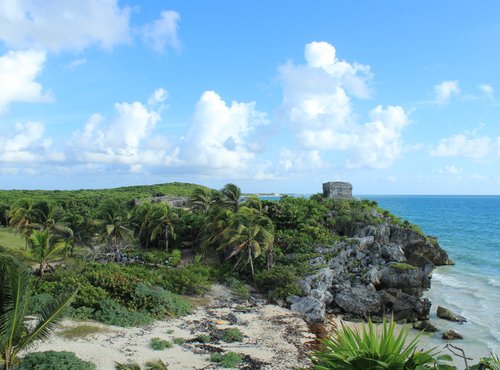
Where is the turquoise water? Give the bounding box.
[367,195,500,356]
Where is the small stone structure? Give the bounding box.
[322,181,352,199]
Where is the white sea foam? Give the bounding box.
[488,278,500,287]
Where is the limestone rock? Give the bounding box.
[305,268,334,291]
[437,306,467,323]
[290,297,326,323]
[412,320,437,332]
[442,329,463,340]
[379,264,430,294]
[335,285,383,317]
[392,293,431,322]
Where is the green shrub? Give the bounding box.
[131,283,191,317]
[94,299,153,327]
[150,337,172,350]
[255,265,300,300]
[173,337,186,345]
[74,283,110,308]
[311,318,452,369]
[472,355,500,370]
[169,249,182,266]
[222,328,243,342]
[85,268,141,304]
[196,333,211,343]
[210,352,243,368]
[144,359,170,370]
[161,263,213,295]
[115,361,141,370]
[224,276,250,300]
[70,306,95,320]
[28,293,54,315]
[18,351,96,370]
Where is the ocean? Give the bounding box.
[367,195,500,359]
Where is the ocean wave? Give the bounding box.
[488,278,500,288]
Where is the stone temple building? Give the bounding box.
[322,181,353,198]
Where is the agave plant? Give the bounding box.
[312,318,455,370]
[0,252,77,370]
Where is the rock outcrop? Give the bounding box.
[437,306,467,323]
[287,216,452,323]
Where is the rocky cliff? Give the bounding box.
[288,209,453,324]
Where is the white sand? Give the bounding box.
[30,285,314,370]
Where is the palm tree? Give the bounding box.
[31,201,72,236]
[221,206,274,279]
[27,229,65,278]
[220,183,241,212]
[95,200,132,252]
[0,251,77,370]
[200,208,234,256]
[130,202,154,249]
[148,204,178,253]
[8,198,37,243]
[188,188,217,213]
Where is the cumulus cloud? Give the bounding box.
[279,41,408,169]
[71,89,179,171]
[179,91,268,173]
[431,133,492,158]
[479,84,494,100]
[142,10,180,53]
[438,165,463,175]
[279,148,326,172]
[0,50,51,114]
[0,0,131,52]
[434,80,460,105]
[0,121,64,163]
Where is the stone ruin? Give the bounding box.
[322,181,352,199]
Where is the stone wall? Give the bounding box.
[322,181,352,198]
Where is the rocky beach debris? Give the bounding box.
[436,306,467,323]
[442,329,464,340]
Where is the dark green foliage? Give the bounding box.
[255,265,301,300]
[28,293,54,315]
[221,328,244,342]
[131,283,191,317]
[172,337,186,345]
[69,306,95,320]
[94,299,153,327]
[115,361,141,370]
[224,276,250,300]
[161,263,213,295]
[312,318,454,370]
[18,351,96,370]
[210,352,243,368]
[196,333,211,343]
[150,337,172,350]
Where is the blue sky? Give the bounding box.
[1,1,499,194]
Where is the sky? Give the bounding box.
[1,1,500,195]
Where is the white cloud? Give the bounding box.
[142,10,180,53]
[0,0,131,52]
[71,90,178,170]
[431,133,492,158]
[0,121,64,163]
[479,84,494,100]
[279,41,407,169]
[180,91,268,173]
[438,165,462,175]
[66,58,87,70]
[434,80,460,105]
[0,50,51,114]
[279,148,326,172]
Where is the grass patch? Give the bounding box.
[210,352,243,368]
[391,263,418,271]
[196,333,211,343]
[0,227,25,250]
[172,337,186,345]
[150,337,172,350]
[222,328,243,342]
[59,324,110,340]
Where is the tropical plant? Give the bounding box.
[220,206,274,279]
[312,318,455,370]
[220,183,241,212]
[27,229,66,278]
[148,204,178,253]
[17,350,96,370]
[115,361,141,370]
[95,200,132,251]
[144,359,169,370]
[0,252,77,370]
[8,199,37,243]
[188,187,217,213]
[472,355,500,370]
